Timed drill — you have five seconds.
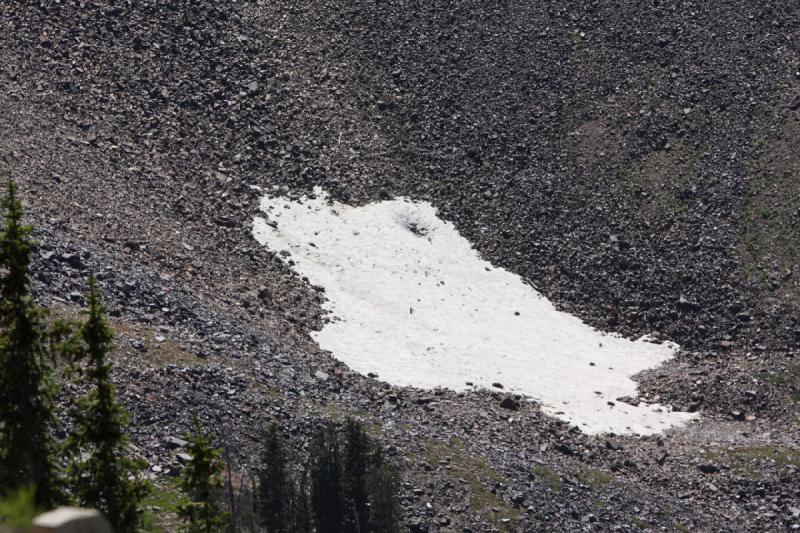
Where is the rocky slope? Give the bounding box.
[1,0,800,531]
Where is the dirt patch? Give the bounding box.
[111,320,203,368]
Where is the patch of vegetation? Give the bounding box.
[112,320,202,367]
[247,379,282,399]
[591,497,607,509]
[704,446,800,479]
[419,437,520,531]
[0,486,39,529]
[741,108,800,302]
[139,482,187,533]
[731,446,800,467]
[613,140,708,218]
[673,522,692,532]
[576,465,613,489]
[303,401,382,433]
[531,464,562,492]
[309,420,401,533]
[176,418,229,533]
[758,361,800,402]
[632,517,654,530]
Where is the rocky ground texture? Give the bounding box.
[1,0,800,531]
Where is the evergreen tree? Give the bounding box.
[0,180,59,507]
[257,424,291,532]
[343,420,401,533]
[291,468,312,533]
[308,420,402,533]
[365,452,401,533]
[66,277,148,532]
[177,417,228,533]
[342,419,371,532]
[309,424,344,533]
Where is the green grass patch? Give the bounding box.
[139,482,187,533]
[758,361,800,402]
[576,465,613,489]
[730,446,800,467]
[591,497,607,510]
[531,464,562,492]
[0,486,39,529]
[248,379,282,399]
[419,437,520,531]
[703,446,800,480]
[632,517,654,530]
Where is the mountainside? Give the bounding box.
[2,1,800,531]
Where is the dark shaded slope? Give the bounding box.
[5,0,799,352]
[272,1,800,351]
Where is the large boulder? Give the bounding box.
[30,507,112,533]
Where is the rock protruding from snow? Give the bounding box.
[253,188,697,435]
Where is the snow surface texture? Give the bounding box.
[253,188,697,435]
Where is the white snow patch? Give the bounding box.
[252,188,697,435]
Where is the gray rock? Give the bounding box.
[697,463,719,474]
[165,436,188,449]
[61,253,85,269]
[500,397,520,411]
[32,507,112,533]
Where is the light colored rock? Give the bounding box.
[31,507,111,533]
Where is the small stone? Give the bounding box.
[314,370,329,381]
[677,295,701,311]
[130,340,147,352]
[257,287,272,301]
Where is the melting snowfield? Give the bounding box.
[253,188,697,435]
